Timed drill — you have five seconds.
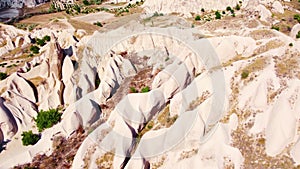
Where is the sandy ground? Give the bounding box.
[73,12,115,24]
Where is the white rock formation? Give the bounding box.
[256,4,272,22]
[0,97,17,140]
[290,24,300,39]
[272,1,284,14]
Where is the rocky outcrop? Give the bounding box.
[62,56,76,106]
[6,73,37,103]
[0,0,49,9]
[38,34,65,110]
[0,97,17,140]
[272,1,284,14]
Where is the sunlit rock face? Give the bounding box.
[0,0,49,9]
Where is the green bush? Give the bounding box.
[94,21,103,27]
[215,11,221,19]
[195,15,201,21]
[30,45,40,54]
[201,8,205,12]
[43,35,50,42]
[235,4,240,10]
[21,130,40,146]
[226,6,232,11]
[141,86,150,93]
[130,87,138,93]
[297,31,300,39]
[83,0,90,5]
[36,38,45,46]
[271,25,279,31]
[0,72,8,80]
[35,109,62,132]
[289,43,293,47]
[294,14,300,23]
[241,70,249,79]
[73,5,81,13]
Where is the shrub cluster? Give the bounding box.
[35,109,62,132]
[21,130,40,146]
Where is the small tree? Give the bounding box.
[0,72,8,80]
[30,45,40,54]
[235,4,241,10]
[35,109,62,132]
[36,38,45,46]
[195,15,201,21]
[43,35,51,42]
[226,6,232,11]
[215,11,221,19]
[21,130,40,146]
[83,0,90,5]
[201,8,205,12]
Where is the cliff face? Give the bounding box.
[1,0,300,168]
[0,0,49,9]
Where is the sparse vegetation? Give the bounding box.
[241,70,249,79]
[15,131,85,168]
[96,151,114,168]
[15,23,38,31]
[35,109,62,132]
[21,130,40,146]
